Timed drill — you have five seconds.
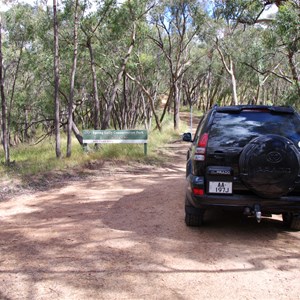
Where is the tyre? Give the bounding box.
[185,212,203,227]
[239,134,300,198]
[282,213,300,231]
[185,205,204,227]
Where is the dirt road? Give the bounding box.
[1,139,300,300]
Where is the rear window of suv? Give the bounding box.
[208,111,300,148]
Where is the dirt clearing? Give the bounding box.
[1,140,300,300]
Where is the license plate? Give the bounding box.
[209,181,232,194]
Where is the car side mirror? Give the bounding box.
[182,132,192,142]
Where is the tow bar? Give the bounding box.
[254,204,262,223]
[243,205,262,223]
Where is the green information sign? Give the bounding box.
[82,130,148,155]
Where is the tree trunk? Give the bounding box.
[0,17,10,165]
[67,0,79,158]
[122,73,128,129]
[160,86,173,124]
[72,121,83,145]
[24,107,30,142]
[173,79,180,130]
[230,61,238,105]
[87,37,100,130]
[53,0,61,158]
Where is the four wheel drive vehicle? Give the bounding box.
[182,105,300,230]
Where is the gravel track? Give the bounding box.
[1,139,300,299]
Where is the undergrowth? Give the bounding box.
[0,114,188,179]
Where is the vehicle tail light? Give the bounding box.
[195,133,208,161]
[193,187,204,196]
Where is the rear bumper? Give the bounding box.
[186,175,300,214]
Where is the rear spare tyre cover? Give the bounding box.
[239,134,300,198]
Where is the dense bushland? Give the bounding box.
[0,0,299,164]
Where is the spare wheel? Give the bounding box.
[239,134,300,198]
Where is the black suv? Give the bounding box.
[183,105,300,230]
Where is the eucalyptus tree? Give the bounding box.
[123,4,165,131]
[54,0,94,149]
[149,0,207,130]
[268,1,300,102]
[5,5,29,139]
[80,0,116,131]
[214,24,278,105]
[0,13,9,164]
[100,0,150,130]
[213,0,281,25]
[181,43,228,111]
[53,0,61,158]
[212,4,253,105]
[0,3,40,163]
[55,0,156,133]
[215,36,238,104]
[1,3,64,147]
[213,0,300,106]
[66,0,79,158]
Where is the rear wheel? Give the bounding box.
[185,211,203,227]
[185,204,204,227]
[282,213,300,231]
